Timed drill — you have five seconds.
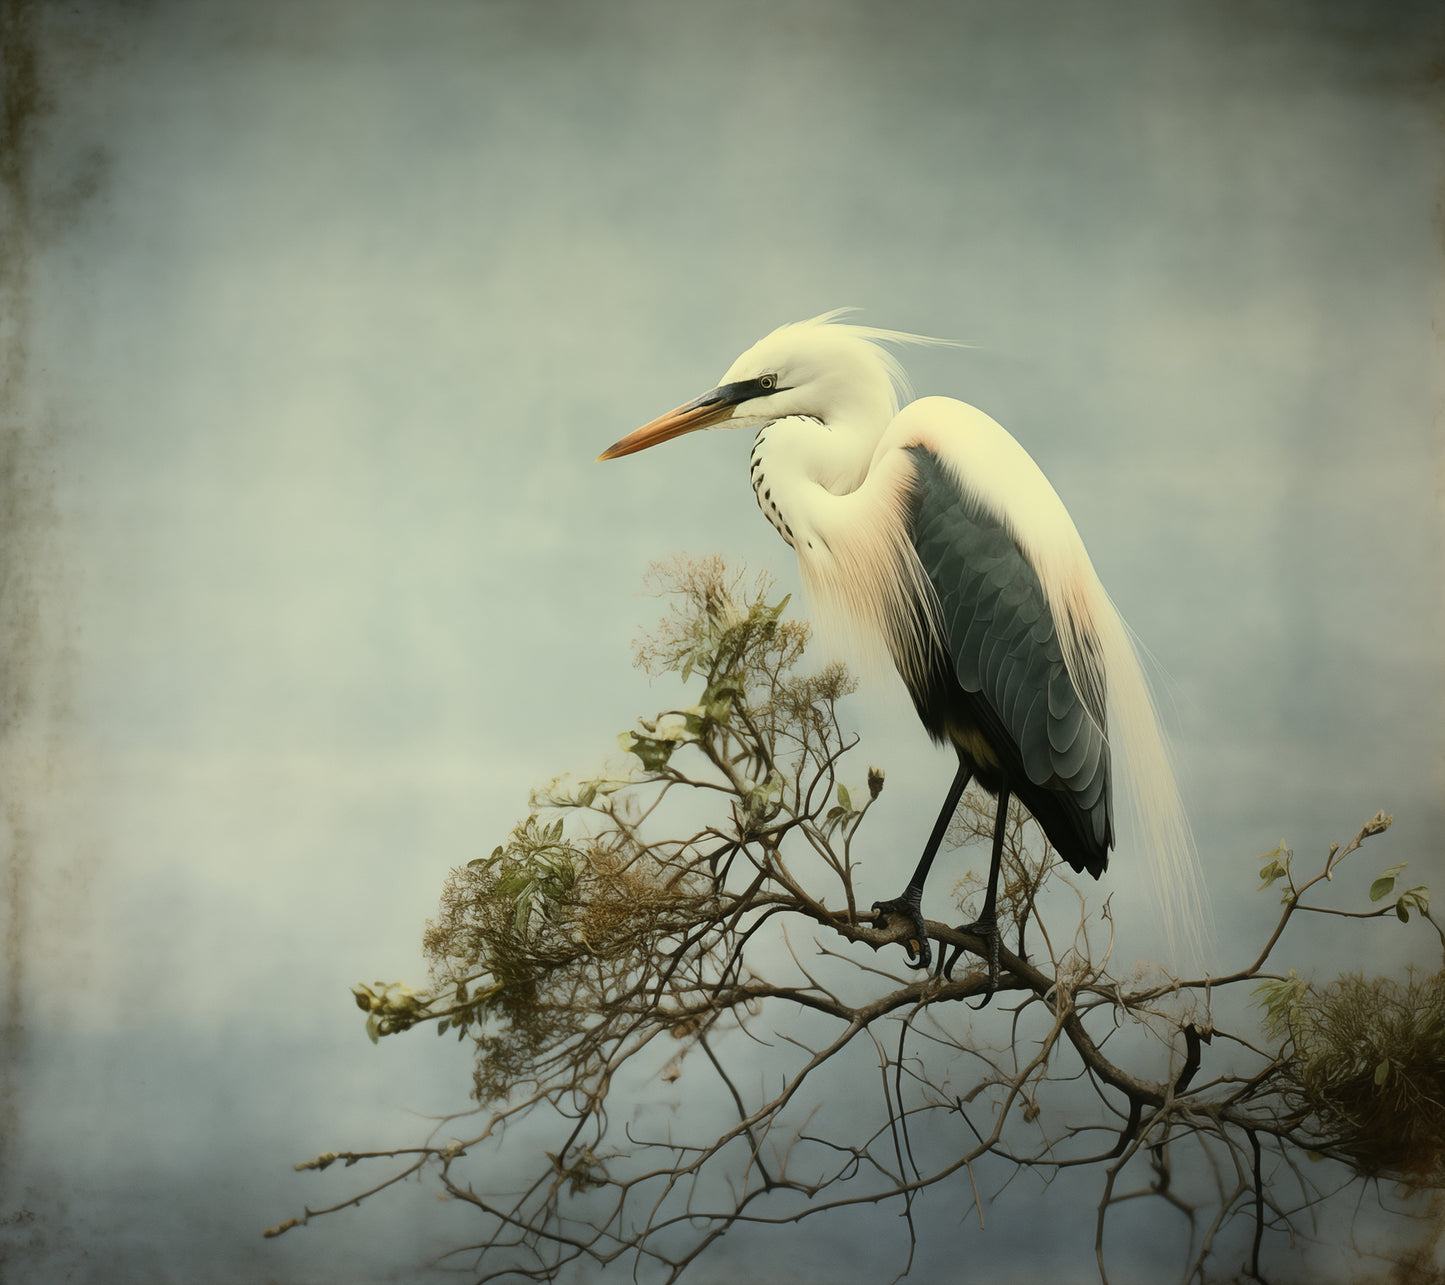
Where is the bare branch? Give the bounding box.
[276,560,1441,1284]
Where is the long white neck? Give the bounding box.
[748,403,887,549]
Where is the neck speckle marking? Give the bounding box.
[749,432,794,548]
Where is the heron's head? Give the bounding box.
[597,312,927,462]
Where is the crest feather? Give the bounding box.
[761,310,962,414]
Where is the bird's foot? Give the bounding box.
[871,888,933,971]
[943,915,999,1008]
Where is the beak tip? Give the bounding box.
[598,391,730,465]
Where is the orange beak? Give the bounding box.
[596,387,742,462]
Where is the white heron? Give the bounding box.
[598,311,1201,993]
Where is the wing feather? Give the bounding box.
[904,445,1113,874]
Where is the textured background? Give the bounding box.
[1,2,1441,1280]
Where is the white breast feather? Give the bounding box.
[784,446,938,690]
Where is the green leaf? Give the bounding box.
[837,783,852,812]
[1373,1057,1390,1087]
[1391,886,1430,924]
[1257,860,1288,891]
[700,680,743,720]
[469,844,504,870]
[1370,862,1407,903]
[619,731,677,772]
[1252,972,1305,1037]
[744,771,784,816]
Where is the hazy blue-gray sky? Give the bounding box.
[2,2,1441,1281]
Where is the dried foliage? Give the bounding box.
[283,557,1443,1284]
[1262,969,1445,1185]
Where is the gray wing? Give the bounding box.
[906,445,1112,871]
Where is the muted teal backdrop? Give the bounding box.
[1,2,1440,1280]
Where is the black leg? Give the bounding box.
[944,786,1009,1006]
[871,760,972,971]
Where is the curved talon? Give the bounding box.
[943,916,1000,1009]
[941,941,965,978]
[871,892,933,972]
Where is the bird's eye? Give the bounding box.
[759,374,777,391]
